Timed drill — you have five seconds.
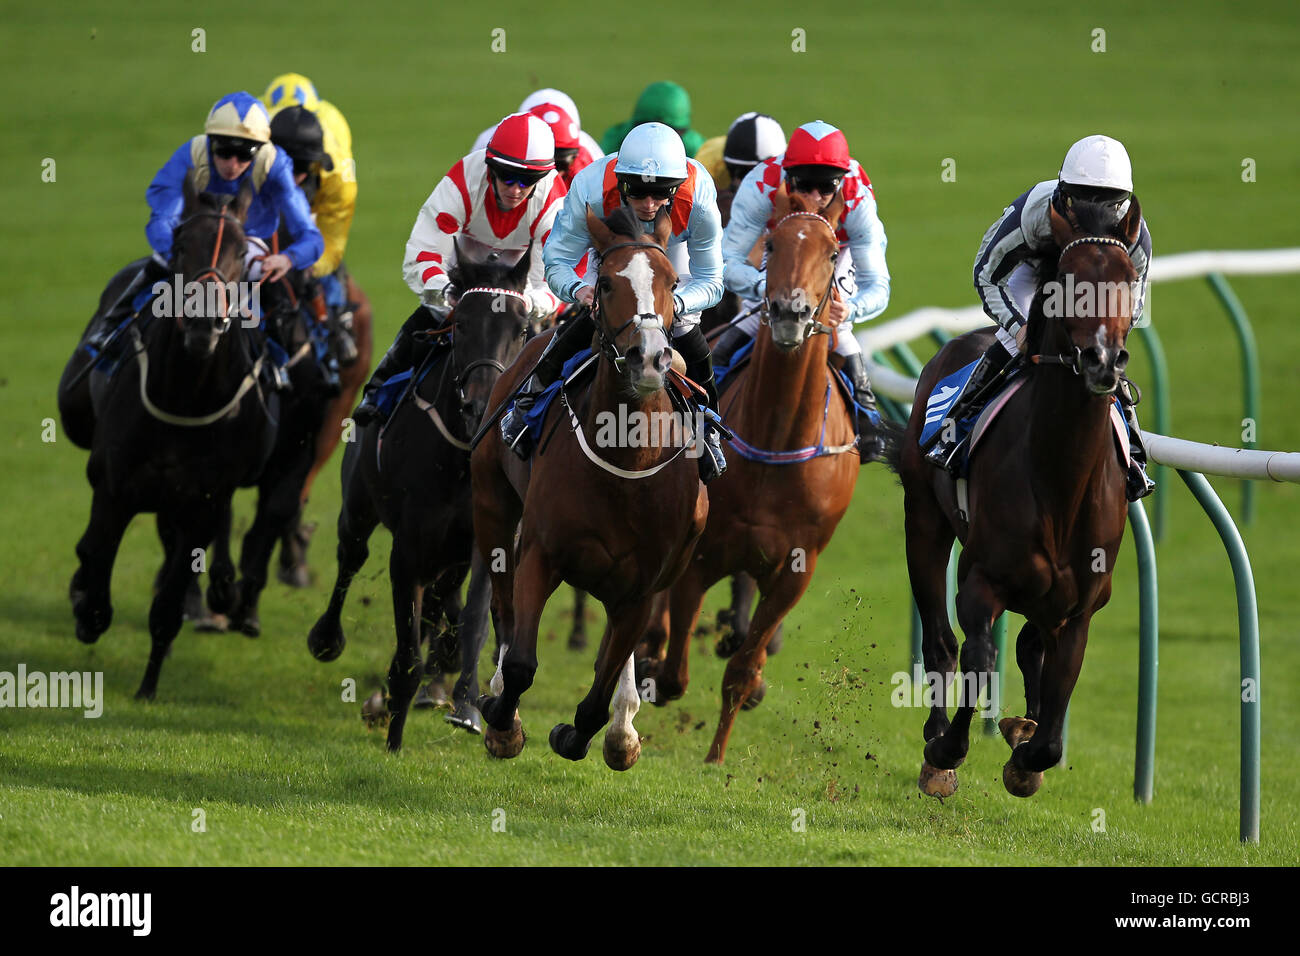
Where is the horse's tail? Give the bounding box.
[878,416,905,476]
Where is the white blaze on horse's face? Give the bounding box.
[615,251,671,396]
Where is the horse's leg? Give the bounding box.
[307,444,379,662]
[71,489,133,644]
[924,565,1005,773]
[448,548,491,734]
[705,561,817,764]
[417,577,462,708]
[601,654,643,771]
[903,484,961,796]
[202,501,236,617]
[568,588,589,651]
[634,589,671,666]
[138,503,221,700]
[550,594,655,767]
[715,573,756,658]
[383,541,424,753]
[638,571,705,706]
[479,545,558,758]
[1003,614,1090,796]
[998,621,1045,753]
[232,446,312,637]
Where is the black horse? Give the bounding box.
[307,246,532,751]
[61,180,278,699]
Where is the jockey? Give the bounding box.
[352,112,566,425]
[923,134,1155,500]
[715,120,889,462]
[473,88,604,180]
[146,92,322,286]
[499,121,728,481]
[263,73,360,364]
[527,102,596,186]
[600,81,705,157]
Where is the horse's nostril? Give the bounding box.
[1115,348,1130,371]
[655,348,671,373]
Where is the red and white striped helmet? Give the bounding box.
[486,112,555,172]
[528,103,579,150]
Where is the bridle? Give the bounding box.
[1029,235,1134,375]
[760,212,840,344]
[172,208,250,333]
[591,240,676,370]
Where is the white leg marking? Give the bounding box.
[490,644,507,696]
[604,653,641,753]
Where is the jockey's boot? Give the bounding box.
[1119,377,1156,501]
[924,339,1016,476]
[310,287,359,369]
[352,307,426,426]
[709,322,752,375]
[89,256,169,351]
[675,325,728,483]
[500,309,597,458]
[842,352,886,464]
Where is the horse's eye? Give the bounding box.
[829,250,838,262]
[597,276,612,292]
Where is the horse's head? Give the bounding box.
[586,206,677,397]
[169,177,253,357]
[446,240,532,431]
[762,189,844,351]
[1041,196,1143,395]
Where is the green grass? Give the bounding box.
[1,0,1298,865]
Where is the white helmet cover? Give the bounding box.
[1059,134,1133,193]
[613,122,688,182]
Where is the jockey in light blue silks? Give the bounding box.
[98,92,324,335]
[713,120,890,462]
[922,134,1155,500]
[499,121,729,482]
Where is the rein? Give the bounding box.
[128,325,266,427]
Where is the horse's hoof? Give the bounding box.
[1002,759,1044,798]
[567,630,588,651]
[484,713,526,759]
[73,601,110,644]
[277,562,312,590]
[602,733,641,771]
[134,685,156,702]
[714,634,742,659]
[69,570,85,607]
[233,610,260,639]
[445,704,483,735]
[413,680,449,710]
[206,583,235,617]
[923,735,967,770]
[918,762,959,799]
[549,723,591,762]
[767,626,784,656]
[307,617,345,662]
[192,612,229,633]
[999,717,1038,750]
[361,690,390,728]
[741,678,767,711]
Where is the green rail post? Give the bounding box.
[1129,499,1159,804]
[910,600,922,671]
[983,613,1007,736]
[1206,273,1261,524]
[871,350,911,423]
[930,328,952,348]
[1178,470,1261,843]
[889,342,924,379]
[1133,321,1170,542]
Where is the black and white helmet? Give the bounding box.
[723,112,786,182]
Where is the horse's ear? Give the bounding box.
[822,191,846,231]
[182,174,199,215]
[587,209,615,252]
[651,206,671,248]
[231,178,255,223]
[1120,195,1142,248]
[1048,200,1075,250]
[508,241,533,288]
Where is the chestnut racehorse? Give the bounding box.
[636,190,882,763]
[471,206,708,771]
[891,198,1141,799]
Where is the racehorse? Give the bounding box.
[890,197,1141,798]
[636,189,879,763]
[63,180,278,699]
[471,206,708,771]
[277,269,375,588]
[307,245,533,751]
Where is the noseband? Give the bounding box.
[761,212,840,343]
[591,240,675,369]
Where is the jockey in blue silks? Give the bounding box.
[100,92,324,332]
[499,121,729,482]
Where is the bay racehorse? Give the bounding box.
[307,245,533,751]
[63,180,278,699]
[891,198,1141,798]
[471,206,708,771]
[636,189,885,763]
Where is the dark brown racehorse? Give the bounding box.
[636,190,877,763]
[472,206,708,771]
[892,198,1141,798]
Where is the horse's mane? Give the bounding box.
[449,253,526,292]
[604,205,647,241]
